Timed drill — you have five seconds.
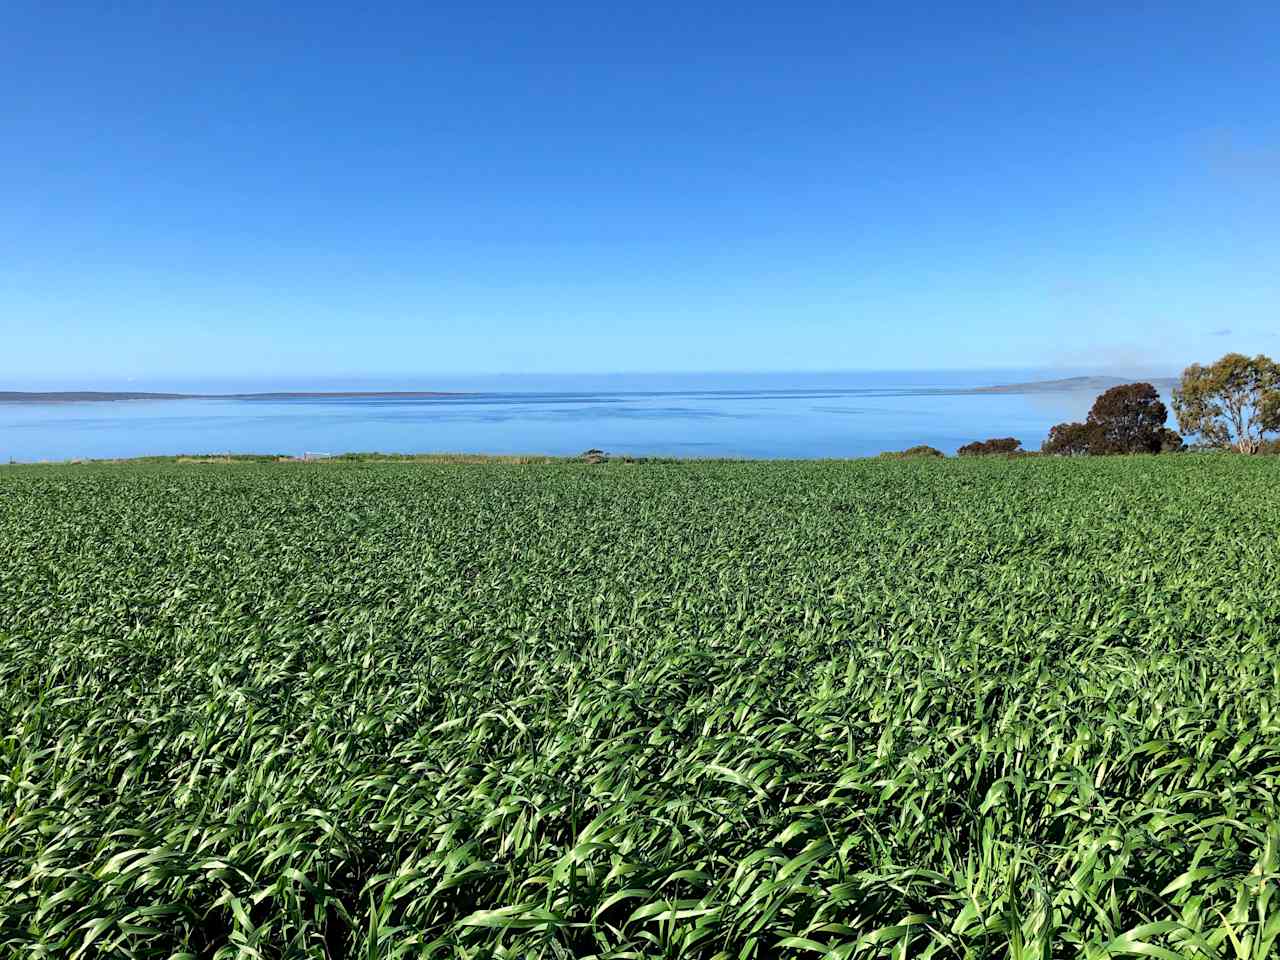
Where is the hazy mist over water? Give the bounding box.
[2,370,1166,462]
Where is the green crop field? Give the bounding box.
[2,457,1278,959]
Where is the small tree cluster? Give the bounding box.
[957,437,1022,456]
[1043,382,1180,455]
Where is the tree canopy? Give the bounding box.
[1172,353,1280,453]
[1042,421,1101,456]
[1086,382,1173,454]
[1042,382,1179,455]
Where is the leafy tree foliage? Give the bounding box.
[1156,428,1185,453]
[1172,353,1280,453]
[1043,382,1179,455]
[1042,421,1100,456]
[1087,382,1173,454]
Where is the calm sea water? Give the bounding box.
[2,371,1114,462]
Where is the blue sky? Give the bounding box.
[3,1,1278,384]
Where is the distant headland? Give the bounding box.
[965,375,1178,394]
[0,390,462,403]
[0,377,1178,403]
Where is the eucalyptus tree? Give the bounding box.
[1173,352,1280,453]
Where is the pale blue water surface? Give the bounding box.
[1,371,1119,462]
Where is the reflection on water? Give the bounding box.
[1,372,1118,462]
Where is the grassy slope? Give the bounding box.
[1,457,1278,958]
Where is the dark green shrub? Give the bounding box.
[879,445,945,459]
[957,437,1023,456]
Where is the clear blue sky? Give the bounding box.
[3,1,1278,384]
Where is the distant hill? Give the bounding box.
[0,391,193,402]
[0,390,458,403]
[232,391,457,400]
[969,375,1178,394]
[1,379,1180,403]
